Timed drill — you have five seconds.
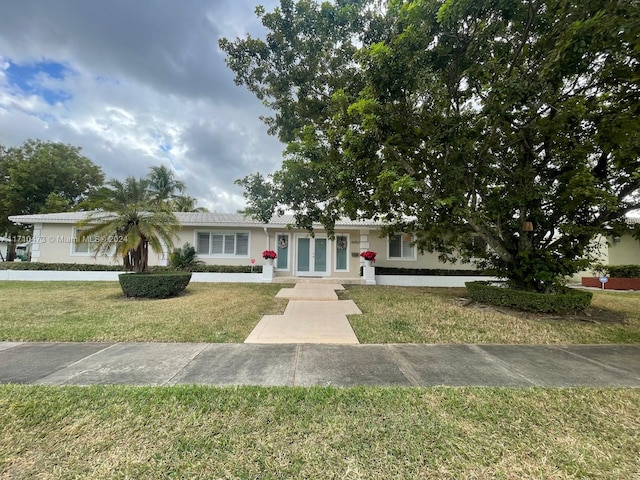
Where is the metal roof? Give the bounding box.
[10,210,638,228]
[8,211,382,229]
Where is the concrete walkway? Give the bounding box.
[244,283,360,344]
[1,342,638,387]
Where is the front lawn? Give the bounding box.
[1,282,639,344]
[344,286,640,344]
[1,385,638,479]
[0,282,287,343]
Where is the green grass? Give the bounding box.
[1,385,638,479]
[1,282,640,344]
[344,286,640,344]
[0,282,288,343]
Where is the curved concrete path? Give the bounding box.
[0,342,638,387]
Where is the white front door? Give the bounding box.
[295,234,330,277]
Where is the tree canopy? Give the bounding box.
[0,139,105,260]
[79,166,207,271]
[147,165,186,202]
[79,177,180,273]
[221,0,640,292]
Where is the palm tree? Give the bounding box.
[78,176,180,273]
[147,165,185,203]
[172,194,209,212]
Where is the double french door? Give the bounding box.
[295,235,329,277]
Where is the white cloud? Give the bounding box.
[0,0,283,213]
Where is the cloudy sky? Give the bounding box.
[0,0,283,213]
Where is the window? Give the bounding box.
[71,228,98,255]
[335,234,349,271]
[388,234,415,260]
[196,231,249,256]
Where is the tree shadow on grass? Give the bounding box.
[459,298,627,324]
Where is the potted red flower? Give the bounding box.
[360,250,376,267]
[262,250,277,266]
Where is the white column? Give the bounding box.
[363,265,376,285]
[262,264,274,283]
[31,223,43,260]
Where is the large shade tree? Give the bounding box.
[222,0,640,292]
[78,177,180,273]
[0,139,105,260]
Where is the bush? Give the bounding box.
[153,264,262,273]
[118,272,192,299]
[0,262,124,271]
[169,243,203,270]
[601,264,640,278]
[375,267,488,276]
[0,262,262,273]
[465,281,593,313]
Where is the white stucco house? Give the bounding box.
[7,211,480,280]
[7,211,639,282]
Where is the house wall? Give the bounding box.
[31,223,480,275]
[366,231,477,271]
[179,227,373,277]
[607,234,640,265]
[33,223,164,266]
[175,226,268,267]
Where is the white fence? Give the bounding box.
[0,269,496,286]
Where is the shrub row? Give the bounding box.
[599,264,640,278]
[119,272,192,299]
[151,264,262,273]
[0,262,124,271]
[375,267,488,276]
[0,262,261,273]
[465,281,593,313]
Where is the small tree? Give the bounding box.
[172,195,209,212]
[169,243,203,270]
[147,165,186,204]
[79,177,179,273]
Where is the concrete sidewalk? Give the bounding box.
[1,341,638,387]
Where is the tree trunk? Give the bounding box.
[123,251,134,271]
[140,241,149,273]
[6,236,17,262]
[132,240,149,273]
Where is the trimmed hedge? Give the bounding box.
[375,267,488,276]
[151,265,262,273]
[601,264,640,278]
[119,272,192,299]
[0,262,123,271]
[0,262,261,273]
[465,281,593,314]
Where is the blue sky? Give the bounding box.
[5,60,72,105]
[0,0,282,213]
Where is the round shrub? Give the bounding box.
[119,272,192,299]
[465,281,593,313]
